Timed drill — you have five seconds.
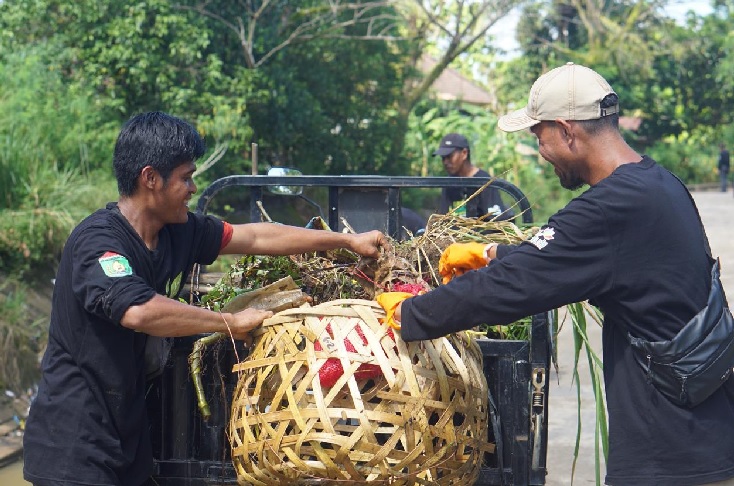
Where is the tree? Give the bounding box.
[175,0,403,69]
[245,34,407,175]
[497,0,734,147]
[0,0,252,180]
[1,0,412,178]
[386,0,523,167]
[171,0,409,175]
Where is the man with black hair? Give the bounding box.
[434,133,512,221]
[379,63,734,485]
[23,111,387,486]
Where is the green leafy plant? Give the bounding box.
[0,45,119,275]
[566,302,608,486]
[199,255,301,311]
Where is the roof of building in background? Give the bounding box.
[421,55,494,107]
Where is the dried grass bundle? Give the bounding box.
[388,211,533,289]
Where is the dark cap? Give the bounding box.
[433,133,469,157]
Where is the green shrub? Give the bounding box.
[647,137,718,185]
[0,45,119,275]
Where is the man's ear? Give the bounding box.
[140,166,158,190]
[555,119,575,147]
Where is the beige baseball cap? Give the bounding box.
[498,62,618,132]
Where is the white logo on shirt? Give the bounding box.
[529,227,555,250]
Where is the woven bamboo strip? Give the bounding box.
[230,299,493,485]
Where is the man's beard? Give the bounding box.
[558,171,585,191]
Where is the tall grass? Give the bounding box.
[0,279,48,392]
[0,45,119,391]
[566,302,608,485]
[0,45,119,274]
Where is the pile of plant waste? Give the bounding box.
[187,209,540,420]
[197,211,536,340]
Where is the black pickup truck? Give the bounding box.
[145,173,553,485]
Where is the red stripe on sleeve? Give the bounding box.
[220,221,234,251]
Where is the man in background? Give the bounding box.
[719,143,730,193]
[434,133,513,221]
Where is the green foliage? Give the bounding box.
[245,31,406,176]
[0,46,119,275]
[0,0,255,180]
[634,12,734,143]
[506,0,734,151]
[32,0,225,116]
[200,255,301,311]
[567,302,608,486]
[480,317,532,341]
[0,166,117,275]
[647,135,719,184]
[0,45,119,192]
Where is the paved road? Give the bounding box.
[544,189,734,485]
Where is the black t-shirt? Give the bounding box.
[23,203,224,486]
[402,156,734,485]
[439,169,514,221]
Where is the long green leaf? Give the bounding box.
[566,301,608,486]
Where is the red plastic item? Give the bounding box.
[314,323,395,388]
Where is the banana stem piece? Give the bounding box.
[189,277,310,421]
[189,332,227,421]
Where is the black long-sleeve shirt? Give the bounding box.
[402,156,734,485]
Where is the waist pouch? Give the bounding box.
[628,259,734,408]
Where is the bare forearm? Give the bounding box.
[247,223,353,254]
[120,294,236,337]
[223,223,385,258]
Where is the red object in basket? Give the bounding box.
[314,323,395,388]
[391,282,428,295]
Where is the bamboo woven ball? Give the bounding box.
[229,299,492,485]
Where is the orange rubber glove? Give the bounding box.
[375,292,413,330]
[439,242,490,284]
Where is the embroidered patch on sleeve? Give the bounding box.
[98,251,133,277]
[529,227,555,250]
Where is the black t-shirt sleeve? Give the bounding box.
[495,243,518,259]
[401,196,615,341]
[71,228,157,324]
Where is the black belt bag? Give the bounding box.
[629,258,734,408]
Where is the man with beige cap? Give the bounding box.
[377,63,734,485]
